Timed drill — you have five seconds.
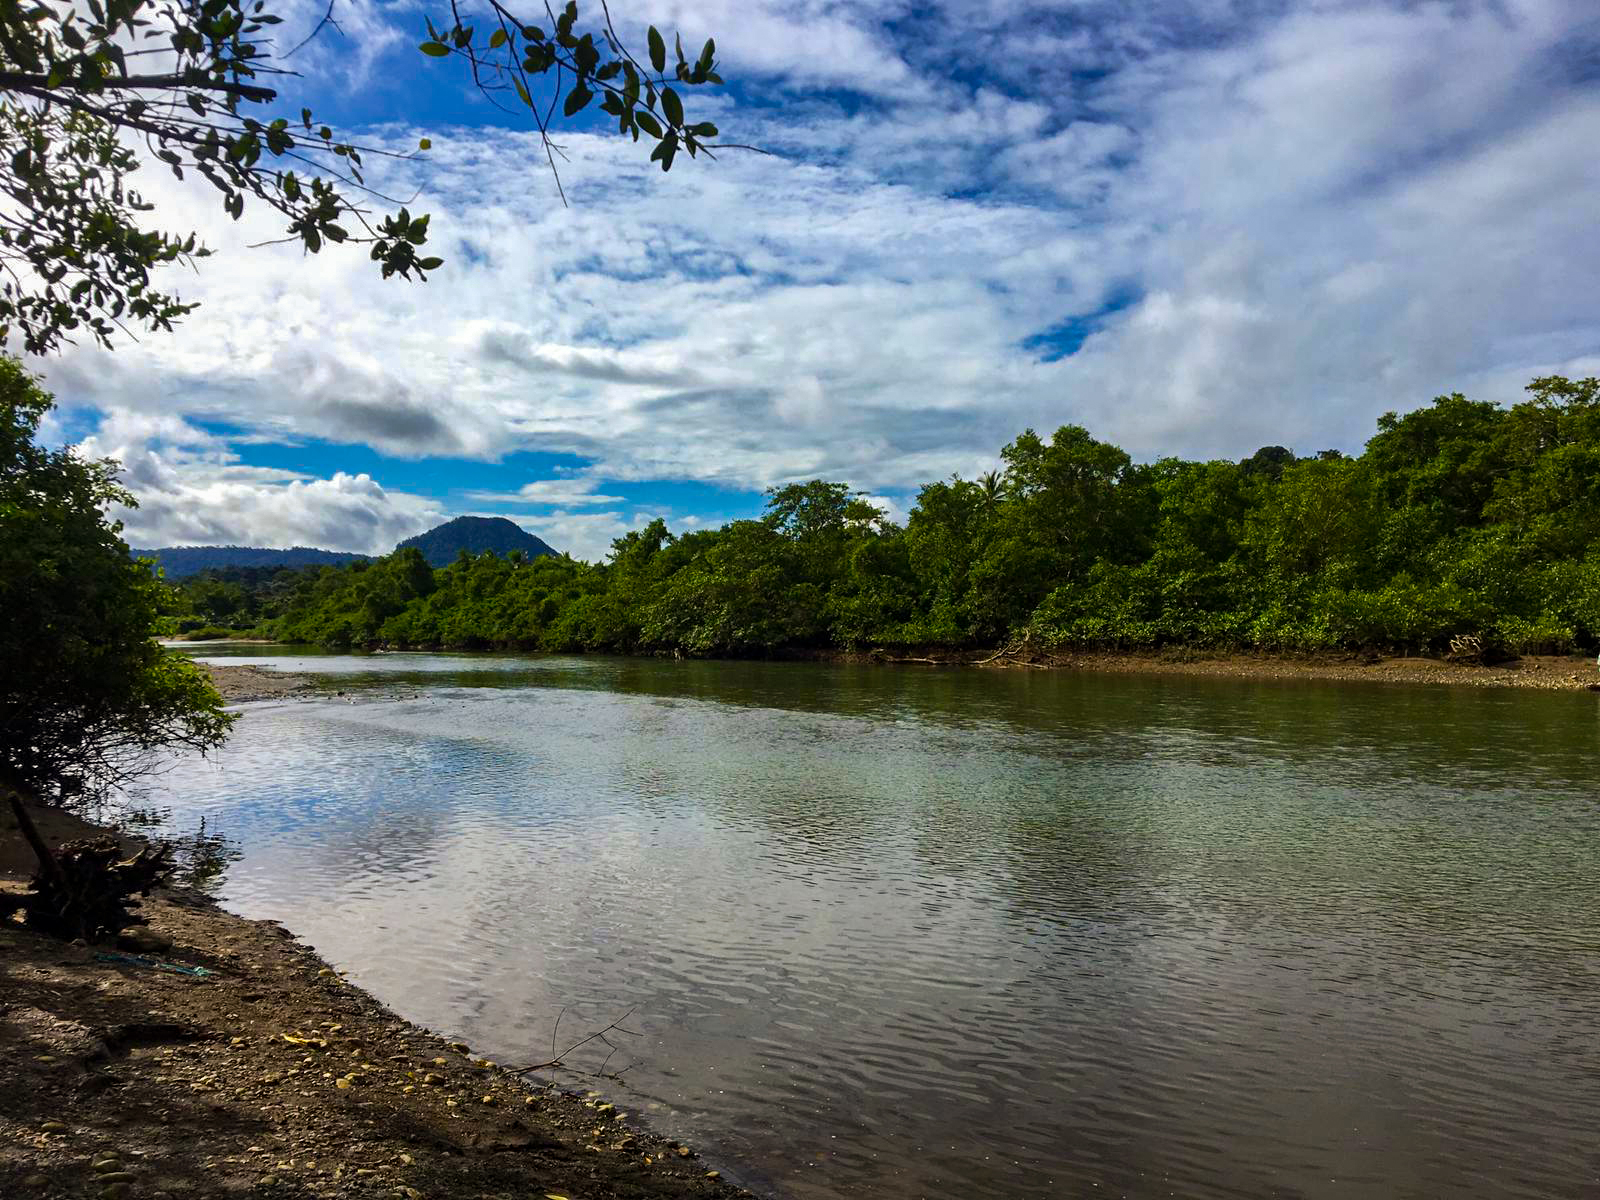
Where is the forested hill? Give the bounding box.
[230,376,1600,659]
[136,545,371,577]
[396,516,560,567]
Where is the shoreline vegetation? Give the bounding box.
[167,379,1600,675]
[0,799,756,1200]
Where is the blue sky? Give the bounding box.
[34,0,1600,559]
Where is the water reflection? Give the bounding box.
[141,652,1600,1198]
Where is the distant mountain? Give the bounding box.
[395,516,560,567]
[133,545,371,578]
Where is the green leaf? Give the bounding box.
[488,28,506,48]
[647,25,665,72]
[633,110,662,139]
[417,256,443,270]
[661,86,682,127]
[563,85,592,116]
[697,37,715,73]
[515,79,532,107]
[418,137,431,150]
[419,40,449,56]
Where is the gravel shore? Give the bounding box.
[1,803,757,1200]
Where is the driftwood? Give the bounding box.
[21,837,174,942]
[973,629,1066,669]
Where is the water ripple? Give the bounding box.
[138,655,1600,1199]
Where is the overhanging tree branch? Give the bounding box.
[0,0,749,354]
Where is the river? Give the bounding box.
[137,649,1600,1199]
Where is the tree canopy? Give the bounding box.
[0,0,729,353]
[213,376,1600,661]
[0,355,231,805]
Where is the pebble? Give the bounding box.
[93,1158,125,1173]
[101,1185,131,1199]
[258,1177,278,1188]
[704,1170,721,1179]
[21,1175,49,1189]
[41,1120,68,1133]
[97,1171,137,1183]
[335,1078,353,1090]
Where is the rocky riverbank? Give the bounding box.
[0,803,757,1200]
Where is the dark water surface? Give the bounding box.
[138,650,1600,1199]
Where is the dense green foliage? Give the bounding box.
[256,379,1600,658]
[0,357,231,803]
[397,515,559,567]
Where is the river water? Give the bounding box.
[138,649,1600,1199]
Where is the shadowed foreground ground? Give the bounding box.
[0,804,756,1200]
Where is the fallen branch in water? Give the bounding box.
[508,1005,642,1079]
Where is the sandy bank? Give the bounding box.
[0,804,756,1200]
[201,663,317,703]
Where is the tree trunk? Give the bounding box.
[3,781,63,886]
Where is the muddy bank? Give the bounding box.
[0,805,757,1200]
[841,647,1600,691]
[201,663,317,703]
[1002,649,1600,690]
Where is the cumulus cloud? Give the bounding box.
[30,0,1600,550]
[78,409,442,553]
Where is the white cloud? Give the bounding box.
[465,474,626,508]
[25,0,1600,550]
[77,408,442,553]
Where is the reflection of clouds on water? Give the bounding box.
[137,655,1600,1200]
